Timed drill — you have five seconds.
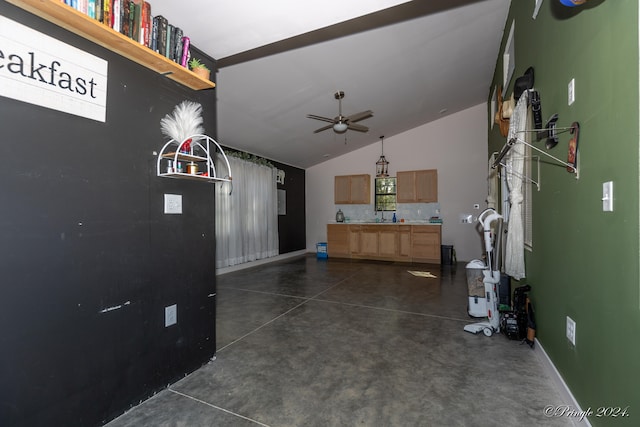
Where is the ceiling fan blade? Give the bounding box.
[346,110,373,123]
[347,122,369,133]
[307,114,335,124]
[313,124,334,133]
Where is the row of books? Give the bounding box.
[61,0,191,67]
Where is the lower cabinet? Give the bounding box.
[326,224,441,263]
[327,224,350,257]
[411,226,442,263]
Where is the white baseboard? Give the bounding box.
[534,338,592,427]
[216,250,307,275]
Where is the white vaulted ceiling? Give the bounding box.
[150,0,511,168]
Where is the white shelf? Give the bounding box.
[157,135,232,184]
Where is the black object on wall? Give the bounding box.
[0,3,217,426]
[274,161,306,254]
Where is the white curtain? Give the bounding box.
[504,90,528,280]
[215,155,279,268]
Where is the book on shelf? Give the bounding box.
[95,0,103,23]
[141,1,151,47]
[102,0,110,27]
[120,0,130,37]
[173,27,183,63]
[88,0,95,19]
[157,15,168,57]
[111,0,120,32]
[180,36,190,67]
[151,15,159,52]
[128,1,135,39]
[131,0,142,43]
[165,23,174,59]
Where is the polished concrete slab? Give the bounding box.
[106,255,574,426]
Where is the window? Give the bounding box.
[375,177,396,211]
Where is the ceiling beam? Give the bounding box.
[217,0,485,68]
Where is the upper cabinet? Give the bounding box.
[397,169,438,203]
[335,174,371,204]
[6,0,215,90]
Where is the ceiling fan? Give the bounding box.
[307,91,373,134]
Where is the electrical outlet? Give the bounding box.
[568,78,575,105]
[165,304,177,327]
[459,214,473,224]
[566,316,576,345]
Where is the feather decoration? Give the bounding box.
[160,101,205,143]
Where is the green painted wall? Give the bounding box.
[488,1,639,425]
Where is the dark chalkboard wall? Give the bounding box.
[0,3,217,426]
[274,161,306,254]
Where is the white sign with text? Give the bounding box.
[0,15,108,122]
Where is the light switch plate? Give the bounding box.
[602,181,613,212]
[165,304,177,327]
[568,78,575,105]
[566,316,576,346]
[164,194,182,214]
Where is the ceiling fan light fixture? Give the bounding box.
[333,122,348,133]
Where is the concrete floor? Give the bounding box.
[106,255,575,427]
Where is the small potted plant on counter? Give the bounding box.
[189,58,210,81]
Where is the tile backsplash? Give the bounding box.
[334,202,441,222]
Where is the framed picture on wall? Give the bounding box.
[503,20,515,89]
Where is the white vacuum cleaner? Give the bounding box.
[464,208,503,337]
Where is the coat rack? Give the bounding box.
[492,119,580,189]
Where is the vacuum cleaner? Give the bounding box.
[464,208,503,337]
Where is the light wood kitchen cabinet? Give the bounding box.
[327,224,350,257]
[378,226,398,257]
[359,226,380,257]
[397,170,438,203]
[326,224,441,263]
[411,226,441,263]
[335,174,371,204]
[349,225,361,255]
[398,228,411,259]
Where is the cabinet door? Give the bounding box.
[411,226,441,263]
[349,225,361,254]
[378,226,398,257]
[334,176,351,204]
[415,170,438,202]
[397,170,438,203]
[360,226,379,256]
[349,174,371,204]
[396,171,415,203]
[327,224,350,257]
[398,229,411,258]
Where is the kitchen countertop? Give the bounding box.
[330,221,441,226]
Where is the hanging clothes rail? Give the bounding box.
[492,152,542,191]
[492,121,580,183]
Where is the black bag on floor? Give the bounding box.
[513,285,531,341]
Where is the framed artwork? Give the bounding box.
[503,20,515,90]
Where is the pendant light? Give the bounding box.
[376,135,389,177]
